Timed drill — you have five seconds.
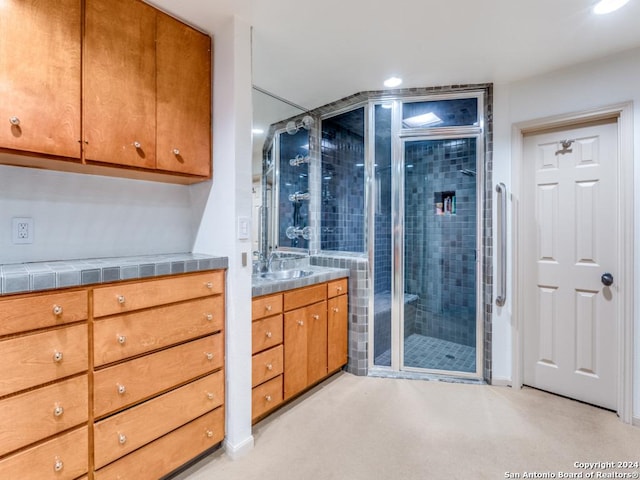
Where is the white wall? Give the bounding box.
[0,165,195,264]
[191,16,255,457]
[492,46,640,420]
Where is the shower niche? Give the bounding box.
[435,191,456,216]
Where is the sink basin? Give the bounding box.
[258,269,314,281]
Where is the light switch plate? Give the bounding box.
[237,216,250,240]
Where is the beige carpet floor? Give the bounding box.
[172,372,640,480]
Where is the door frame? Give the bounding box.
[511,102,634,424]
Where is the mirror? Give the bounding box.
[251,87,306,255]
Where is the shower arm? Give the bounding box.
[495,183,507,307]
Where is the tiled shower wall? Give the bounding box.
[404,139,477,347]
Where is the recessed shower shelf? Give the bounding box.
[435,191,456,215]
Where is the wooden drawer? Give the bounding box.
[0,375,88,456]
[94,370,224,469]
[0,289,87,337]
[93,270,224,317]
[94,296,224,366]
[252,344,283,388]
[252,375,283,422]
[284,283,326,311]
[0,427,87,480]
[94,333,223,418]
[252,293,283,320]
[327,278,348,298]
[0,324,87,397]
[252,314,283,354]
[94,407,224,480]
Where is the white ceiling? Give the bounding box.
[149,0,640,111]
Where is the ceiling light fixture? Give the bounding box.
[403,112,443,128]
[383,76,402,88]
[593,0,630,14]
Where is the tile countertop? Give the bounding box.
[0,253,228,296]
[252,266,350,297]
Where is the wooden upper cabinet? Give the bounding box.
[156,12,212,177]
[0,0,81,159]
[83,0,156,169]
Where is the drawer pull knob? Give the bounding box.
[337,286,343,292]
[265,395,272,402]
[312,314,320,320]
[117,295,126,304]
[53,351,64,363]
[133,141,141,149]
[206,313,213,321]
[265,304,272,312]
[118,433,127,445]
[9,116,20,126]
[205,282,213,289]
[266,363,273,371]
[333,307,339,313]
[265,331,272,338]
[53,406,64,417]
[206,429,214,438]
[53,459,63,472]
[297,320,304,326]
[52,305,63,316]
[117,335,127,345]
[173,148,180,155]
[117,384,126,395]
[207,392,214,400]
[205,352,214,361]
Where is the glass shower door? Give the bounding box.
[402,138,478,374]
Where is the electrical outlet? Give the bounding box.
[12,217,34,244]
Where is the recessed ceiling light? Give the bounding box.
[593,0,630,14]
[383,77,402,88]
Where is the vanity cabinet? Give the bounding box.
[251,278,349,422]
[0,0,82,160]
[0,289,89,479]
[91,270,225,478]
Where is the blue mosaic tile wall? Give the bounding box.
[278,129,310,249]
[404,138,477,347]
[320,108,365,253]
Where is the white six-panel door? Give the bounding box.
[522,120,618,410]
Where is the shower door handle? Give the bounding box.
[495,183,507,307]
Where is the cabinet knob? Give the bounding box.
[336,286,343,292]
[266,363,273,371]
[333,307,339,313]
[117,384,126,395]
[265,304,272,312]
[265,395,272,402]
[133,141,141,149]
[9,116,20,126]
[173,148,180,155]
[297,320,304,326]
[205,282,213,289]
[205,313,213,321]
[207,392,215,400]
[312,314,320,320]
[118,433,127,445]
[53,351,64,363]
[117,295,126,304]
[265,331,272,338]
[117,335,127,345]
[53,406,64,417]
[206,429,214,438]
[52,304,63,316]
[205,352,214,361]
[54,459,64,472]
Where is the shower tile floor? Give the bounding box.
[375,333,476,373]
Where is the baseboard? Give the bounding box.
[633,416,640,427]
[490,377,512,387]
[224,435,255,459]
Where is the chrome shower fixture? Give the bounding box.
[289,154,310,166]
[459,168,476,176]
[288,191,310,202]
[286,115,315,135]
[286,226,312,240]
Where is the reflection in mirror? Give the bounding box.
[251,86,306,257]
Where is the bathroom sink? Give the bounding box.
[258,269,314,281]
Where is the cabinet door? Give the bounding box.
[156,12,211,177]
[328,295,348,372]
[83,0,156,169]
[0,0,81,158]
[307,301,327,385]
[283,308,308,399]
